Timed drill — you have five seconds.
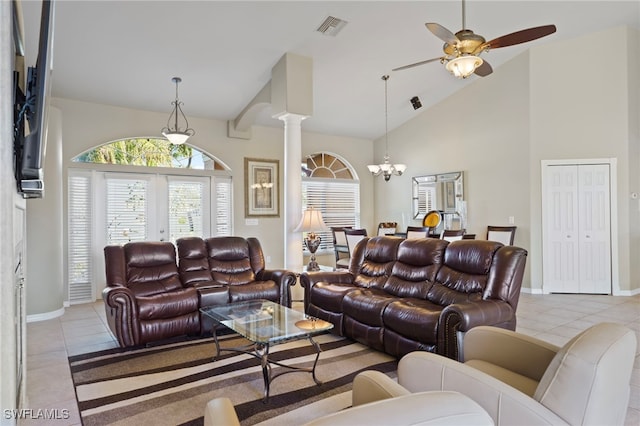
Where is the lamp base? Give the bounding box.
[306,257,320,271]
[304,236,322,271]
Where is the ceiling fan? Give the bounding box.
[393,0,556,79]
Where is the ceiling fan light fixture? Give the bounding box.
[161,77,195,145]
[446,55,483,78]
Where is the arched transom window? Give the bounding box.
[73,137,228,170]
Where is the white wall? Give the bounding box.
[373,26,639,293]
[1,0,26,416]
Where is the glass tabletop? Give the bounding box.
[200,300,333,344]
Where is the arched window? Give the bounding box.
[301,152,360,253]
[73,137,229,170]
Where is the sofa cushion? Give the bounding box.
[137,287,199,320]
[343,288,398,326]
[177,237,215,287]
[383,298,444,344]
[309,282,359,313]
[353,237,402,290]
[129,275,185,298]
[383,238,448,298]
[428,241,502,304]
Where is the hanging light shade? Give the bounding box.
[367,75,406,181]
[161,77,195,145]
[445,55,483,79]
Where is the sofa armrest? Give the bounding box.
[203,397,240,426]
[102,286,140,347]
[397,351,568,425]
[352,370,410,406]
[299,271,355,289]
[438,300,515,359]
[464,326,560,382]
[256,269,296,307]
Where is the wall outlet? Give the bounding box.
[508,216,515,225]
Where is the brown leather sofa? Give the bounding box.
[300,236,527,360]
[103,237,296,347]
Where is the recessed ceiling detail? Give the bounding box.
[316,16,348,37]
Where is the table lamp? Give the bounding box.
[294,207,329,271]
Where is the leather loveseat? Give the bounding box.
[300,236,527,360]
[103,237,296,347]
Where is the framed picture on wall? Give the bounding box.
[244,158,279,217]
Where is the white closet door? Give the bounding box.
[543,163,611,294]
[577,165,611,293]
[544,165,580,293]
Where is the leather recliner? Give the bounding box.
[103,241,200,347]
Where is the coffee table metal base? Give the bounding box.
[212,324,323,403]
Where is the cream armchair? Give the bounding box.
[358,322,636,425]
[204,390,492,426]
[203,323,636,426]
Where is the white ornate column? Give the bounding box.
[278,113,306,271]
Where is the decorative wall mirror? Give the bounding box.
[412,171,464,220]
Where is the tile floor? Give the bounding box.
[21,293,640,425]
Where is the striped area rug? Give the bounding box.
[69,333,397,426]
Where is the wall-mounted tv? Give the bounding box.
[13,0,55,199]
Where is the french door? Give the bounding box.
[542,163,612,294]
[68,170,232,303]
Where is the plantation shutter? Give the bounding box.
[302,179,360,252]
[68,173,94,303]
[168,180,205,241]
[214,176,232,236]
[106,177,149,245]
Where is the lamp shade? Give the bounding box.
[162,131,191,145]
[294,208,329,233]
[445,55,483,79]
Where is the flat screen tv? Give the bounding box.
[14,0,54,198]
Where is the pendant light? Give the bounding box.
[367,75,406,181]
[161,77,195,145]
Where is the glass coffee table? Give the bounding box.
[200,299,333,402]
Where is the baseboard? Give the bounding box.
[26,307,65,323]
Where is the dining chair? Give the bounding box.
[405,226,430,239]
[377,222,397,236]
[440,229,465,242]
[331,227,352,269]
[344,228,368,259]
[486,226,517,245]
[422,210,442,236]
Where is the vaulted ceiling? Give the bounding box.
[20,1,640,140]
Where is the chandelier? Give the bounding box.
[161,77,195,145]
[367,75,406,181]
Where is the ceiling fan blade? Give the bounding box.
[485,25,557,49]
[474,60,493,77]
[392,57,442,72]
[425,23,459,45]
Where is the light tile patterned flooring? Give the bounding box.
[21,293,640,425]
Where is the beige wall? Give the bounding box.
[373,26,639,294]
[46,98,374,300]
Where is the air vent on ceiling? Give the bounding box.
[316,16,348,37]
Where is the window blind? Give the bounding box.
[302,179,360,252]
[68,174,94,303]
